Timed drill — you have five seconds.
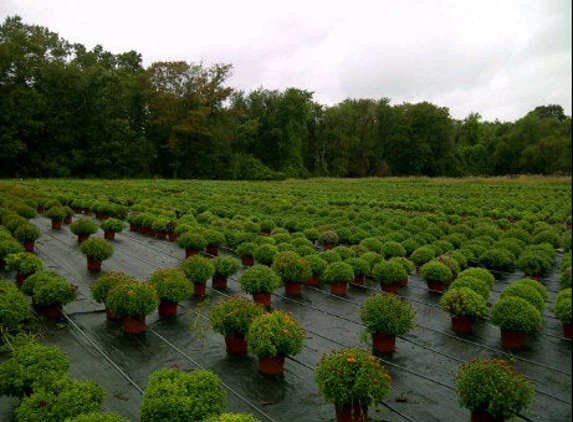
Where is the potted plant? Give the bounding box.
[5,252,43,287]
[204,228,226,256]
[315,346,392,422]
[15,376,106,422]
[552,288,572,340]
[0,238,25,271]
[177,231,207,258]
[448,276,492,301]
[180,255,215,296]
[63,411,131,422]
[139,367,226,422]
[271,251,312,296]
[90,272,136,321]
[106,280,159,333]
[319,230,339,250]
[0,340,70,398]
[359,292,416,353]
[236,241,256,266]
[305,254,327,287]
[69,218,99,243]
[490,296,542,349]
[148,268,194,316]
[0,281,30,330]
[80,238,114,270]
[238,264,281,307]
[21,270,78,318]
[439,287,487,333]
[321,261,355,295]
[499,282,546,313]
[516,249,554,279]
[100,217,124,240]
[371,260,408,294]
[419,260,452,293]
[205,413,263,422]
[253,243,279,266]
[479,247,516,271]
[454,358,534,422]
[457,268,495,290]
[345,257,370,286]
[211,256,241,290]
[208,296,265,354]
[246,310,305,375]
[13,223,41,252]
[45,205,67,229]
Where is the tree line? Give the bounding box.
[1,16,571,179]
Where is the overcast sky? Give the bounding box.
[2,0,571,122]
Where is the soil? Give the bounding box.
[1,215,571,422]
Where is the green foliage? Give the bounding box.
[211,256,241,277]
[479,247,515,271]
[177,232,207,250]
[419,260,452,283]
[15,376,106,422]
[5,252,43,276]
[516,249,554,276]
[90,272,136,303]
[203,229,226,247]
[100,218,124,233]
[106,280,159,317]
[457,268,495,289]
[79,238,113,261]
[305,254,327,275]
[560,265,572,289]
[454,358,534,418]
[239,264,281,294]
[490,296,542,333]
[69,218,99,236]
[315,346,392,406]
[0,281,30,330]
[448,276,491,301]
[235,241,256,258]
[0,341,70,398]
[45,206,67,221]
[500,282,546,312]
[371,260,407,284]
[345,257,371,277]
[552,288,572,322]
[208,296,265,336]
[359,293,416,336]
[271,251,312,283]
[246,311,305,357]
[439,287,487,318]
[321,261,355,283]
[13,224,40,242]
[64,412,131,422]
[180,256,215,284]
[21,271,77,306]
[204,413,263,422]
[319,230,339,246]
[0,238,25,261]
[252,243,279,266]
[139,367,226,422]
[410,245,436,266]
[148,268,193,302]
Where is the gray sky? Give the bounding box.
[2,0,571,122]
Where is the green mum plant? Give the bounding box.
[321,261,355,284]
[246,311,305,358]
[235,241,256,258]
[499,282,546,312]
[479,247,516,271]
[419,260,452,283]
[211,256,241,278]
[139,367,226,422]
[80,238,114,262]
[204,413,263,422]
[512,278,548,301]
[439,287,487,318]
[318,230,339,247]
[148,268,193,302]
[252,243,279,266]
[21,270,78,307]
[552,288,572,323]
[64,411,131,422]
[305,254,328,275]
[454,358,534,419]
[5,252,43,276]
[180,255,215,284]
[516,249,554,278]
[204,229,226,248]
[371,260,407,285]
[359,292,416,337]
[100,217,125,233]
[448,276,492,301]
[69,218,99,236]
[0,281,30,330]
[45,206,67,221]
[456,268,495,289]
[90,272,136,304]
[208,296,265,337]
[177,232,207,251]
[0,340,70,398]
[345,257,371,278]
[0,238,25,265]
[239,264,281,294]
[271,251,312,283]
[15,376,106,422]
[13,223,40,243]
[490,296,542,333]
[315,346,392,406]
[106,280,159,318]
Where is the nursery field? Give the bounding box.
[0,177,571,422]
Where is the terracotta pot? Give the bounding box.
[185,248,200,258]
[323,242,335,250]
[124,315,146,333]
[206,245,219,256]
[500,329,527,349]
[372,333,396,354]
[451,315,474,333]
[193,282,207,296]
[212,275,228,290]
[284,281,302,296]
[241,255,254,266]
[64,215,72,225]
[426,280,447,294]
[77,234,89,244]
[225,333,248,354]
[104,230,115,240]
[167,232,177,242]
[15,273,27,288]
[105,306,122,322]
[155,231,167,240]
[258,355,285,375]
[87,258,102,271]
[380,283,400,294]
[330,281,348,296]
[158,300,178,316]
[23,241,35,252]
[471,409,505,422]
[252,292,272,308]
[562,322,571,340]
[401,277,409,286]
[334,403,369,422]
[305,272,320,287]
[51,220,63,230]
[129,223,138,232]
[40,304,63,319]
[352,275,364,286]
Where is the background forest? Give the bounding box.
[1,16,571,180]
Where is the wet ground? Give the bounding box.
[1,215,571,422]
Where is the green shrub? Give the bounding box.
[359,292,415,336]
[490,296,542,333]
[209,296,265,337]
[419,260,452,283]
[177,232,207,251]
[552,288,572,323]
[69,218,99,236]
[100,218,125,233]
[271,251,312,283]
[21,270,77,306]
[79,238,113,262]
[410,246,436,266]
[0,281,30,330]
[180,256,215,284]
[5,252,43,276]
[253,243,279,266]
[439,287,487,318]
[371,260,407,285]
[246,311,305,357]
[106,280,159,318]
[212,256,241,278]
[321,261,355,284]
[239,264,281,294]
[90,272,136,303]
[479,248,515,271]
[13,224,41,243]
[148,268,194,302]
[500,283,545,312]
[64,412,131,422]
[448,276,491,301]
[457,267,495,289]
